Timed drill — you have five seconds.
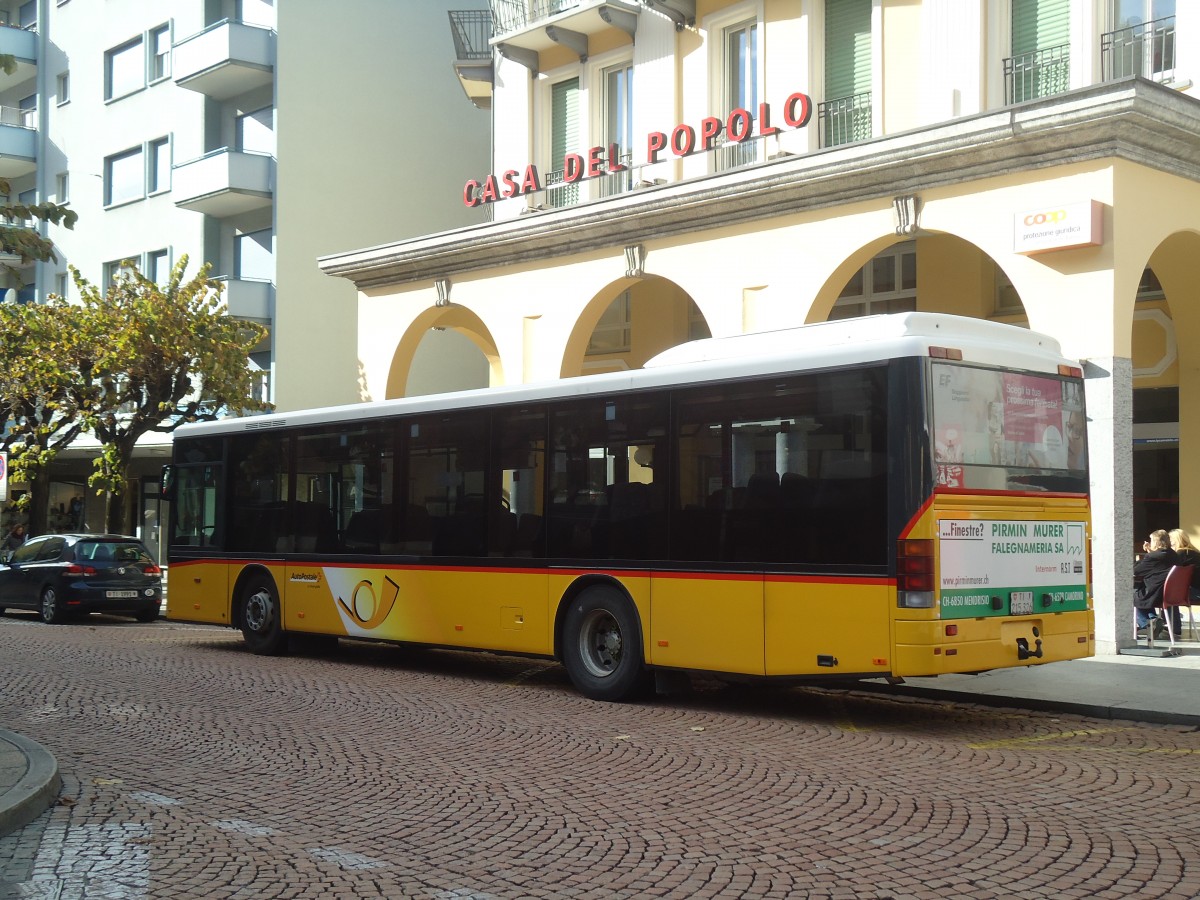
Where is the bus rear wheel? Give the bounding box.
[562,585,649,702]
[240,575,287,656]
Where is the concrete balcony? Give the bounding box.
[215,276,274,321]
[449,10,493,110]
[490,0,641,67]
[0,24,36,83]
[174,19,274,101]
[0,106,36,179]
[173,149,274,218]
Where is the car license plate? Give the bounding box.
[1010,591,1034,616]
[106,590,138,598]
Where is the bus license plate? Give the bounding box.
[1010,591,1034,616]
[106,590,137,598]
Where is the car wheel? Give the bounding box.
[39,587,66,625]
[240,574,287,656]
[134,606,159,623]
[561,584,650,702]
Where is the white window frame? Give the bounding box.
[56,71,70,106]
[104,146,144,207]
[150,24,172,82]
[105,36,145,102]
[55,171,69,203]
[148,137,171,194]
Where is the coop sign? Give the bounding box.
[1013,200,1104,255]
[463,92,813,207]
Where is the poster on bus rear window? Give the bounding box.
[931,363,1086,483]
[937,518,1089,618]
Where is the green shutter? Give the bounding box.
[1011,0,1070,56]
[551,77,579,170]
[825,0,871,101]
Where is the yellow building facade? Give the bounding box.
[317,1,1200,655]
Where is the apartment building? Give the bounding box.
[319,0,1200,655]
[0,0,489,546]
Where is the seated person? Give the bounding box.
[1134,529,1177,639]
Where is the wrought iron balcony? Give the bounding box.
[1004,43,1070,104]
[1102,15,1176,84]
[449,10,494,109]
[818,92,872,148]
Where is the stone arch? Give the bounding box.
[559,274,709,378]
[384,305,503,399]
[808,232,1014,324]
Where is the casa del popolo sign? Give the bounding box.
[463,92,814,207]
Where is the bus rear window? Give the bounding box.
[931,361,1087,493]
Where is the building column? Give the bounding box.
[1084,356,1134,654]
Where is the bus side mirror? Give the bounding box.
[160,465,176,501]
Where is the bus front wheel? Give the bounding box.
[562,585,649,702]
[240,575,287,656]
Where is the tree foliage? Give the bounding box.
[0,177,77,283]
[0,300,96,534]
[70,255,271,531]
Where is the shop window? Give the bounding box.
[586,291,631,354]
[830,242,916,319]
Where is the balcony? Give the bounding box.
[818,92,872,148]
[173,148,274,218]
[1102,16,1176,84]
[0,24,36,83]
[215,276,274,321]
[1004,43,1070,105]
[0,106,36,178]
[174,19,275,101]
[449,10,494,109]
[490,0,640,65]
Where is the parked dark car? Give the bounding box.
[0,533,162,624]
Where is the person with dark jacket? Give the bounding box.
[1134,529,1178,639]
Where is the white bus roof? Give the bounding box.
[177,313,1076,439]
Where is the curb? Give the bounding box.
[0,730,61,838]
[853,681,1200,728]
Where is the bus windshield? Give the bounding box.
[930,360,1087,493]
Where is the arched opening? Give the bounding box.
[560,275,710,378]
[384,305,502,399]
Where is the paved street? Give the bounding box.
[0,613,1198,900]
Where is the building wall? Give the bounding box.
[272,0,490,412]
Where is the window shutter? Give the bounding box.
[1011,0,1070,56]
[551,78,580,169]
[825,0,872,101]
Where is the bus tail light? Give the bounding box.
[897,539,935,607]
[1058,364,1083,378]
[929,346,963,360]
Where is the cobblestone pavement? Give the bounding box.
[1,613,1198,900]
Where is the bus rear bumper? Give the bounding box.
[892,611,1095,676]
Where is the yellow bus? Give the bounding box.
[163,313,1093,701]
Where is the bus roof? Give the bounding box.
[176,313,1076,439]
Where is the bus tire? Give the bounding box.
[240,574,287,656]
[562,585,649,702]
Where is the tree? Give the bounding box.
[71,256,271,532]
[0,298,94,536]
[0,177,77,285]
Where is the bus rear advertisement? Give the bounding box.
[163,313,1093,701]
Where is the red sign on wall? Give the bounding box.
[464,92,813,207]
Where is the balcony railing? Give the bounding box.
[450,9,493,59]
[1101,15,1176,83]
[1004,43,1070,104]
[0,105,35,128]
[713,134,763,172]
[491,0,583,35]
[818,92,872,148]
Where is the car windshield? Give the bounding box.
[77,541,151,564]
